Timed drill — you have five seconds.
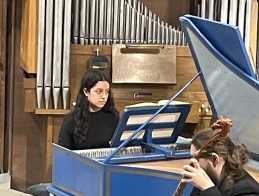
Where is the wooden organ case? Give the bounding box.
[15,0,258,193]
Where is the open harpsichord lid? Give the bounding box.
[180,15,259,160]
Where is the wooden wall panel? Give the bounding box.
[140,0,171,23]
[69,45,112,107]
[43,116,63,182]
[140,0,191,28]
[9,0,46,192]
[69,45,208,119]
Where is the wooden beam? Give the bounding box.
[20,0,38,73]
[0,0,7,174]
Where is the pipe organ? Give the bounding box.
[29,0,258,112]
[71,0,187,46]
[34,0,190,111]
[22,0,258,112]
[36,0,72,110]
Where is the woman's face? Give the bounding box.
[84,81,110,112]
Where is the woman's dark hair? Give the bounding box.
[73,70,118,143]
[192,128,249,187]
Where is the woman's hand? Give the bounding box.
[181,158,215,191]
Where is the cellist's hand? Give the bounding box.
[181,158,215,191]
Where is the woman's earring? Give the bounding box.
[83,88,88,97]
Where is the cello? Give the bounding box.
[173,117,232,196]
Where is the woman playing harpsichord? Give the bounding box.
[58,70,119,150]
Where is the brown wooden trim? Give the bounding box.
[19,0,38,73]
[0,0,7,173]
[70,44,112,55]
[70,44,192,57]
[176,46,192,57]
[7,0,19,176]
[35,109,70,115]
[43,117,53,182]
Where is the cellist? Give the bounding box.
[181,117,259,196]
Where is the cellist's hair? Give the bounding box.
[192,128,249,187]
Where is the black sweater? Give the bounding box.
[191,170,259,196]
[58,109,119,150]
